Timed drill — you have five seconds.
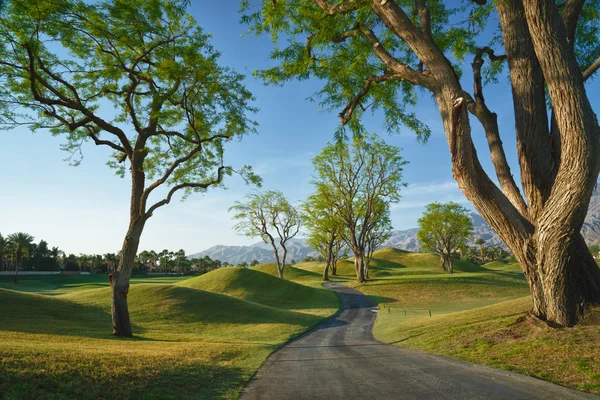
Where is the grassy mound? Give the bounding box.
[0,270,340,399]
[177,267,339,313]
[372,296,600,394]
[484,261,522,272]
[252,263,322,283]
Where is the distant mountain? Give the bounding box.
[188,238,318,265]
[382,212,505,252]
[191,189,600,264]
[582,186,600,246]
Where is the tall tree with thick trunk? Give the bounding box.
[244,0,600,326]
[230,190,301,279]
[0,0,258,336]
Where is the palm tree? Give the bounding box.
[475,238,486,261]
[0,234,7,271]
[104,253,118,273]
[50,247,64,271]
[7,232,35,282]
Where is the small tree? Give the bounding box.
[0,0,258,336]
[250,259,260,267]
[364,201,393,280]
[7,233,35,281]
[230,191,300,279]
[302,191,347,281]
[475,238,486,261]
[417,202,473,274]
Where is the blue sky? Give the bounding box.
[1,2,598,255]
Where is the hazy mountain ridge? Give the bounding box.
[191,189,600,264]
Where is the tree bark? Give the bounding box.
[323,249,330,281]
[354,251,366,283]
[110,216,145,337]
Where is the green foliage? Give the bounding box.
[417,202,473,257]
[0,0,258,200]
[230,190,300,246]
[311,134,405,255]
[240,1,494,140]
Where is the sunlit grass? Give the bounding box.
[0,268,340,399]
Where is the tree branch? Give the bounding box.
[312,0,361,15]
[145,166,227,217]
[467,50,528,215]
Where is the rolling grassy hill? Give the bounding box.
[0,268,340,399]
[320,247,598,394]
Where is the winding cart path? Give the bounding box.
[242,282,597,400]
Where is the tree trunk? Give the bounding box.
[447,255,453,275]
[110,216,145,337]
[323,250,330,281]
[354,251,366,283]
[14,251,20,283]
[439,254,447,271]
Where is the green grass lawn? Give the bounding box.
[328,248,599,394]
[0,268,340,399]
[0,273,190,295]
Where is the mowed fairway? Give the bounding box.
[293,248,600,394]
[0,268,339,399]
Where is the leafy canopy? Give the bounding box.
[312,133,405,251]
[241,0,600,140]
[0,0,259,206]
[417,202,473,255]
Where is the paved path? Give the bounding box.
[242,282,597,400]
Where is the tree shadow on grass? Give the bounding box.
[0,356,249,400]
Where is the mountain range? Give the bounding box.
[189,188,600,264]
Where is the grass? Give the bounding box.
[0,267,340,399]
[329,248,599,394]
[0,273,190,295]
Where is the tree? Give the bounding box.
[7,232,34,282]
[302,190,347,281]
[311,135,405,282]
[0,234,7,271]
[50,247,63,271]
[417,203,473,274]
[0,0,258,336]
[475,238,486,261]
[243,0,600,327]
[230,190,301,279]
[104,253,118,274]
[250,259,260,267]
[364,201,393,280]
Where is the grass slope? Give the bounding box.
[0,274,189,295]
[0,268,340,399]
[341,247,598,394]
[178,267,339,314]
[252,263,323,284]
[373,296,600,394]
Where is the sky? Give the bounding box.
[1,2,599,256]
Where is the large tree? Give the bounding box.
[312,134,405,282]
[244,0,600,326]
[0,0,258,336]
[230,190,301,279]
[417,202,473,274]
